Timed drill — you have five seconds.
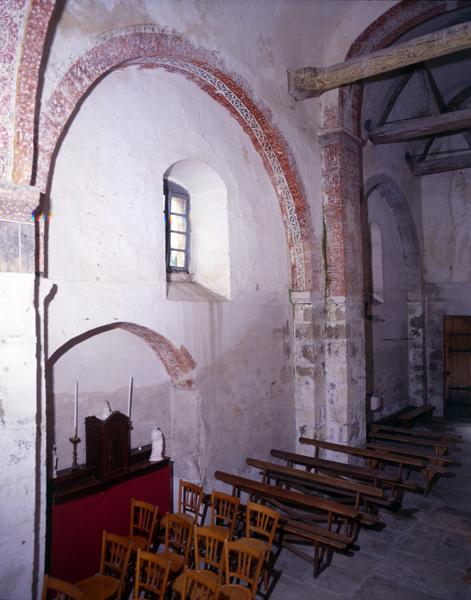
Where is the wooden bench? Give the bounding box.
[298,437,439,495]
[246,457,386,518]
[270,449,421,505]
[370,423,462,444]
[374,405,416,426]
[214,470,361,536]
[397,404,435,428]
[281,517,349,577]
[214,470,361,578]
[366,442,459,468]
[367,432,456,456]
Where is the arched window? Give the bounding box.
[163,160,230,299]
[164,180,190,273]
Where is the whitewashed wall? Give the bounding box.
[422,169,471,414]
[48,66,294,487]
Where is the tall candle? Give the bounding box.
[74,379,78,437]
[127,376,133,419]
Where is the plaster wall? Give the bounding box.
[0,274,38,600]
[367,190,409,418]
[422,169,471,414]
[47,65,294,486]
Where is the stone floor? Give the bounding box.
[267,420,471,600]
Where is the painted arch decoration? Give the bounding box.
[36,25,317,292]
[47,321,197,390]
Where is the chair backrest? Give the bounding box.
[164,513,193,565]
[41,574,84,600]
[223,539,264,599]
[245,502,279,549]
[100,531,132,597]
[182,569,219,600]
[210,491,240,537]
[178,479,204,524]
[216,584,252,600]
[133,549,170,600]
[129,497,159,547]
[194,525,226,577]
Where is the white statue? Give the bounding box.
[149,426,164,462]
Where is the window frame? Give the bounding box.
[164,180,191,273]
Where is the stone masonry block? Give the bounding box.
[0,221,20,272]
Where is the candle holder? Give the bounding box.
[69,435,81,470]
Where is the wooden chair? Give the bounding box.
[208,491,240,539]
[161,480,204,534]
[157,513,193,580]
[41,575,84,600]
[181,569,220,599]
[126,497,159,551]
[76,531,132,600]
[177,480,205,525]
[238,502,279,591]
[216,584,252,599]
[132,549,170,600]
[221,539,264,600]
[173,525,226,596]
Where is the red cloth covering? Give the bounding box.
[51,465,171,583]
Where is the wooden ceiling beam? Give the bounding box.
[369,108,471,144]
[410,151,471,176]
[289,21,471,99]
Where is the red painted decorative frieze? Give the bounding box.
[13,0,55,185]
[0,180,40,222]
[120,323,197,389]
[36,27,317,292]
[320,131,362,297]
[0,0,29,179]
[48,321,198,390]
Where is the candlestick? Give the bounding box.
[69,435,81,470]
[127,376,133,419]
[74,379,78,437]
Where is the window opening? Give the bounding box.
[165,180,190,272]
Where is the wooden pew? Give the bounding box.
[281,519,349,578]
[246,457,387,516]
[370,423,462,444]
[397,404,435,427]
[366,442,459,467]
[271,448,421,505]
[214,470,360,577]
[298,437,443,495]
[367,431,455,455]
[214,470,361,537]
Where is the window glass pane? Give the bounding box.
[170,250,186,269]
[171,195,186,214]
[170,232,186,251]
[170,214,186,232]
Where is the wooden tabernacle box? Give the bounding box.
[85,411,130,478]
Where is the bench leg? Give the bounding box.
[313,542,333,578]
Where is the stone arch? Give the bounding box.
[364,174,423,302]
[47,321,197,390]
[36,26,317,292]
[12,0,55,184]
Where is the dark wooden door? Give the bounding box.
[444,316,471,419]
